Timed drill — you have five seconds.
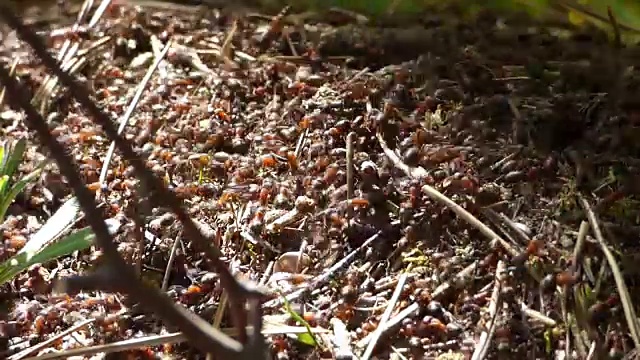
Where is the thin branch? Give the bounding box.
[360,273,408,360]
[97,40,172,183]
[471,260,505,360]
[21,325,326,360]
[263,231,382,309]
[9,318,95,360]
[162,231,183,292]
[579,195,640,352]
[0,5,263,346]
[355,301,420,349]
[0,61,244,356]
[377,131,543,282]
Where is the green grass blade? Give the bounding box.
[0,161,46,224]
[0,175,8,199]
[0,218,121,286]
[26,227,94,266]
[19,197,81,260]
[2,138,26,182]
[279,292,318,346]
[0,226,94,286]
[0,143,7,177]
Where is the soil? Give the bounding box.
[0,1,639,359]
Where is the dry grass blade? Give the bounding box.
[471,260,505,360]
[355,302,420,348]
[376,132,520,258]
[562,220,591,359]
[21,326,329,360]
[33,0,109,111]
[9,318,95,360]
[360,273,408,360]
[579,195,640,352]
[420,184,519,258]
[263,231,382,309]
[220,18,238,67]
[98,40,172,183]
[331,318,355,359]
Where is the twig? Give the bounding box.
[20,326,329,360]
[586,341,597,360]
[579,195,640,352]
[489,149,522,172]
[559,220,591,360]
[488,208,531,244]
[98,40,172,183]
[361,273,408,360]
[346,131,356,201]
[209,291,229,360]
[170,44,214,74]
[346,67,369,85]
[355,302,420,348]
[432,262,478,301]
[220,18,239,68]
[606,6,623,108]
[161,232,182,292]
[567,312,588,359]
[0,8,261,357]
[120,0,209,12]
[0,7,265,351]
[571,220,590,275]
[390,346,409,360]
[479,208,527,248]
[294,127,309,162]
[259,261,274,286]
[471,260,505,360]
[346,131,356,217]
[377,131,544,283]
[519,302,556,327]
[376,132,428,179]
[197,40,257,63]
[421,184,519,258]
[9,318,95,360]
[263,231,382,309]
[555,1,640,34]
[0,56,246,354]
[507,98,523,144]
[377,133,513,251]
[296,220,308,274]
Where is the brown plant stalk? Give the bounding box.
[0,7,259,342]
[0,5,265,358]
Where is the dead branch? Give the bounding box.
[0,5,267,358]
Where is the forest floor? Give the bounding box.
[1,1,640,359]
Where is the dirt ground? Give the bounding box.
[0,1,640,359]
